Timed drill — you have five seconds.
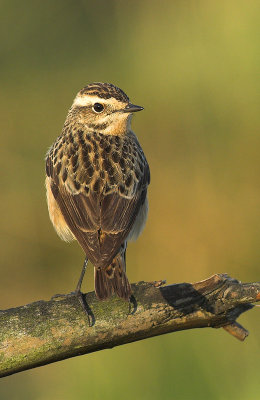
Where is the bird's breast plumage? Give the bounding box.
[46,127,149,199]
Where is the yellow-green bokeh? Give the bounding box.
[0,1,259,398]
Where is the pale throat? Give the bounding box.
[102,114,132,136]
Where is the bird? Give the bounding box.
[45,82,150,307]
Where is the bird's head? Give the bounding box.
[70,82,143,135]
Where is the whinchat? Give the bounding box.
[45,82,150,304]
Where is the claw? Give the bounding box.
[75,290,93,327]
[51,291,93,327]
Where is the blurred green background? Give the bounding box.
[0,0,259,398]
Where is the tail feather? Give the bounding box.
[94,249,131,301]
[95,268,112,299]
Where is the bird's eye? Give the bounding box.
[92,103,104,113]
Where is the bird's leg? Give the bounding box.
[74,257,93,326]
[128,294,137,315]
[75,256,88,293]
[52,257,93,326]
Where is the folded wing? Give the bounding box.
[46,138,150,268]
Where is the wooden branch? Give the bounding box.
[0,274,259,378]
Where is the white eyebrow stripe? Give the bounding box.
[73,95,110,107]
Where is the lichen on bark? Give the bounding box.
[0,274,259,378]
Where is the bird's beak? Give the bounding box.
[123,103,144,113]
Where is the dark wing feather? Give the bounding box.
[50,181,102,264]
[99,187,147,267]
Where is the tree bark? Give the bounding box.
[0,274,259,378]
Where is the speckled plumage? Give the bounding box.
[46,129,147,199]
[45,83,150,300]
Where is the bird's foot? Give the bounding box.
[51,291,93,327]
[74,289,93,327]
[128,294,137,315]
